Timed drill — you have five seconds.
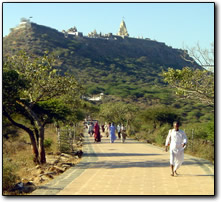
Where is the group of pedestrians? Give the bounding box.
[86,120,188,177]
[104,122,127,143]
[86,121,127,143]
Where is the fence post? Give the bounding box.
[191,129,194,152]
[57,127,61,151]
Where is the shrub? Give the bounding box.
[155,123,171,146]
[44,138,53,149]
[142,105,180,127]
[3,159,19,191]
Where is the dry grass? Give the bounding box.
[3,124,83,195]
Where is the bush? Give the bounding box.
[155,124,171,146]
[3,159,19,191]
[44,138,53,149]
[142,105,180,127]
[205,120,214,143]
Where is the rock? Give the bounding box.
[23,182,37,193]
[62,162,73,166]
[60,153,72,158]
[46,156,60,165]
[45,173,54,179]
[62,166,70,171]
[62,164,71,169]
[10,182,24,193]
[54,159,59,164]
[45,171,57,176]
[60,156,69,162]
[49,166,64,174]
[39,177,45,183]
[10,181,37,193]
[75,150,83,158]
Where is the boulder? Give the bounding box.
[10,181,36,193]
[49,166,65,174]
[75,150,83,158]
[60,153,72,158]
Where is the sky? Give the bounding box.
[3,2,214,50]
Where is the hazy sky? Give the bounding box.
[3,2,214,50]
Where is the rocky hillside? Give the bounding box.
[3,22,202,97]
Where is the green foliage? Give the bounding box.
[162,67,214,105]
[3,51,83,164]
[3,159,19,191]
[155,124,171,146]
[99,102,138,125]
[3,68,29,113]
[87,85,104,95]
[142,105,180,127]
[44,138,53,149]
[204,120,214,143]
[34,99,71,123]
[3,22,202,107]
[2,117,19,139]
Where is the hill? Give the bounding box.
[3,21,202,100]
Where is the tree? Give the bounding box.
[162,67,214,106]
[182,42,214,72]
[99,102,138,129]
[3,51,82,164]
[2,68,41,163]
[141,105,180,128]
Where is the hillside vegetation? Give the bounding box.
[3,22,201,98]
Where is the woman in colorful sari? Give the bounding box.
[94,122,101,143]
[109,123,116,143]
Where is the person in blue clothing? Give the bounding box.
[109,123,117,143]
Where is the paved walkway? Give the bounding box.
[31,130,214,195]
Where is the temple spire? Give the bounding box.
[117,19,129,37]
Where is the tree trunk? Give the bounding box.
[16,101,47,164]
[39,126,46,164]
[3,110,40,164]
[29,132,40,164]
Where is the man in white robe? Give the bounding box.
[165,121,187,176]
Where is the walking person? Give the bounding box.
[117,124,121,139]
[121,124,127,143]
[88,123,93,137]
[104,122,109,137]
[101,124,105,133]
[109,123,116,143]
[165,121,187,176]
[94,121,101,143]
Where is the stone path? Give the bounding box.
[31,130,214,195]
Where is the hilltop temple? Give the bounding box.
[117,19,129,37]
[64,19,130,40]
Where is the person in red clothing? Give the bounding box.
[94,122,101,143]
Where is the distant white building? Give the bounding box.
[82,93,104,101]
[67,26,83,37]
[14,18,31,30]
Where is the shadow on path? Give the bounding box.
[83,152,162,157]
[83,141,145,145]
[76,159,208,169]
[178,174,214,177]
